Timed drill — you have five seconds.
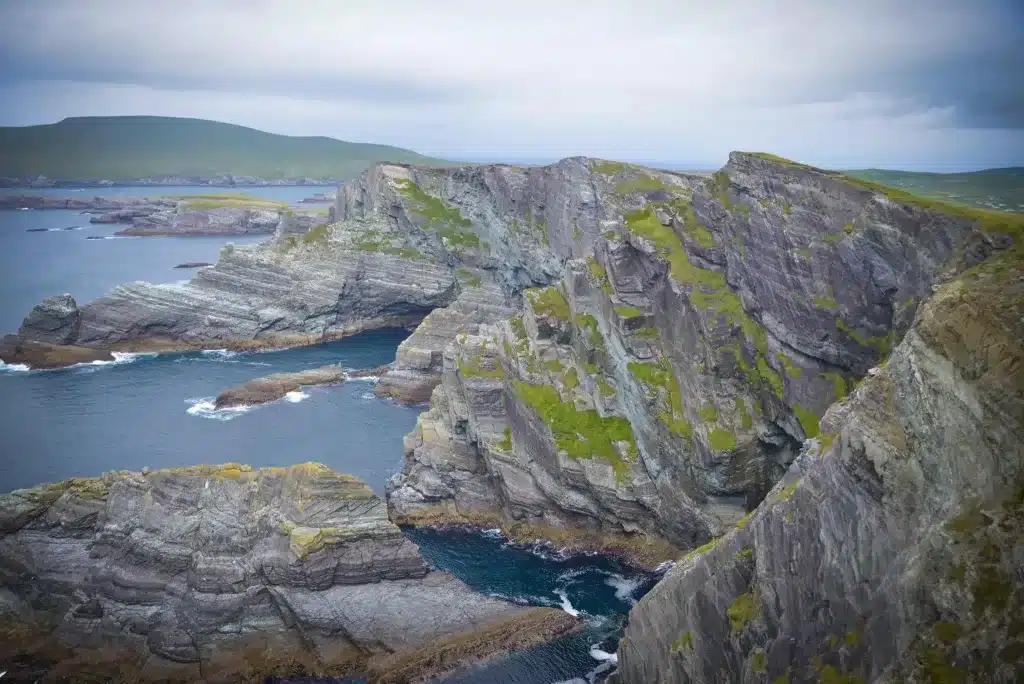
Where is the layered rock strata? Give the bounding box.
[0,463,577,683]
[610,245,1024,683]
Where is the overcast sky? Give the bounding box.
[1,0,1021,170]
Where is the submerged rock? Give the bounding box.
[0,335,113,369]
[0,463,579,683]
[214,365,346,408]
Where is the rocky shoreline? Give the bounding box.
[2,193,330,237]
[2,176,339,188]
[0,463,581,683]
[4,152,1022,682]
[214,365,346,408]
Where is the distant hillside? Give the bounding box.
[0,116,450,181]
[845,167,1024,213]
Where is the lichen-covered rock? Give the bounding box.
[386,153,1013,552]
[0,463,570,682]
[116,206,281,236]
[17,294,81,345]
[611,249,1023,683]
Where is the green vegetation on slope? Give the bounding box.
[513,381,636,480]
[164,193,289,211]
[0,115,449,180]
[845,167,1024,213]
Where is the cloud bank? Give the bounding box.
[1,0,1021,169]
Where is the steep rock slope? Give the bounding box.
[387,153,1012,548]
[0,463,576,682]
[611,247,1023,683]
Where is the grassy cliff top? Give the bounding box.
[0,115,450,181]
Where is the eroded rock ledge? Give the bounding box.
[0,463,579,683]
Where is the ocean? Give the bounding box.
[0,191,653,683]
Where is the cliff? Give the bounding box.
[383,153,1014,552]
[0,463,578,683]
[610,246,1023,683]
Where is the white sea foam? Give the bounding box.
[588,647,617,664]
[185,397,250,421]
[0,360,31,372]
[344,373,380,383]
[284,390,309,403]
[481,528,504,539]
[554,589,580,617]
[360,392,376,400]
[200,349,239,359]
[604,574,644,605]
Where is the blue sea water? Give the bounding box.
[0,197,655,683]
[0,184,332,203]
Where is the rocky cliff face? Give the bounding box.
[610,246,1023,683]
[385,153,1011,552]
[0,463,576,683]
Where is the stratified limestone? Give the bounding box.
[610,250,1024,683]
[376,280,514,404]
[386,152,1016,552]
[115,206,280,236]
[214,365,345,408]
[0,463,559,683]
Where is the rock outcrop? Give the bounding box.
[610,245,1023,683]
[10,154,1019,551]
[114,206,281,236]
[385,153,1014,552]
[17,294,81,345]
[0,463,579,683]
[214,365,345,408]
[0,195,177,212]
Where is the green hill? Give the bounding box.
[0,116,450,181]
[845,167,1024,213]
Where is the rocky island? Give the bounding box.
[0,463,579,683]
[2,151,1021,682]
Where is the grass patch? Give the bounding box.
[497,426,512,451]
[544,359,564,373]
[671,632,693,653]
[303,222,330,245]
[574,313,604,347]
[616,173,673,195]
[756,357,784,398]
[172,192,290,212]
[527,286,571,320]
[793,404,820,439]
[597,377,616,397]
[564,367,579,391]
[775,352,802,378]
[684,536,722,560]
[395,178,471,229]
[458,355,505,379]
[727,593,758,634]
[712,170,733,210]
[822,233,843,244]
[351,228,425,259]
[456,267,482,287]
[615,305,643,319]
[698,404,718,422]
[708,428,737,451]
[815,295,840,310]
[514,381,636,480]
[592,160,627,175]
[820,371,848,400]
[635,327,660,340]
[736,397,753,429]
[629,361,690,438]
